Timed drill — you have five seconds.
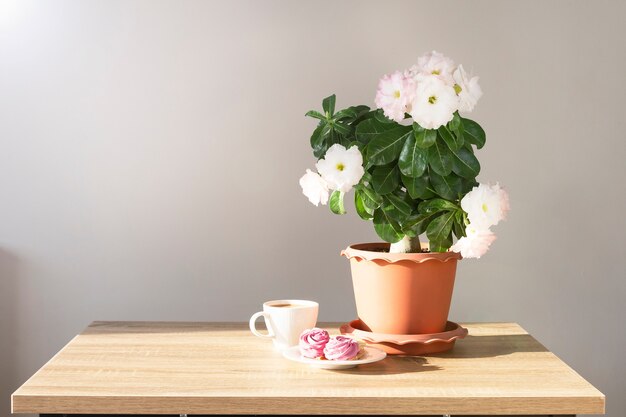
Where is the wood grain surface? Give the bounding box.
[11,321,605,415]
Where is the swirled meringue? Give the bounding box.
[299,328,330,359]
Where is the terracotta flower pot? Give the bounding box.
[341,242,461,335]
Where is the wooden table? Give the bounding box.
[11,321,604,416]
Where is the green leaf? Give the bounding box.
[322,95,336,116]
[305,110,326,121]
[413,124,437,148]
[426,211,455,249]
[372,165,400,195]
[418,198,460,214]
[452,212,466,238]
[373,109,394,123]
[355,190,373,220]
[385,193,412,217]
[398,134,427,177]
[429,169,462,200]
[332,122,351,136]
[373,208,403,243]
[329,190,346,215]
[355,118,399,145]
[449,112,461,131]
[334,105,370,122]
[402,211,443,236]
[451,146,481,179]
[461,117,486,149]
[401,174,428,199]
[428,138,453,176]
[359,184,383,210]
[438,125,462,151]
[366,126,412,166]
[310,123,326,152]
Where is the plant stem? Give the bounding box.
[389,235,422,253]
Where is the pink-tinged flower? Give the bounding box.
[299,169,329,206]
[374,71,416,122]
[323,336,360,361]
[315,144,364,193]
[453,65,483,113]
[450,223,497,259]
[460,183,510,229]
[407,51,455,85]
[299,328,330,359]
[409,74,459,129]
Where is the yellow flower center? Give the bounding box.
[432,70,440,75]
[428,95,437,104]
[482,203,488,212]
[393,90,401,98]
[336,163,345,171]
[454,84,462,95]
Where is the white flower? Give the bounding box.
[374,71,416,122]
[453,65,483,113]
[409,74,459,129]
[315,144,364,193]
[407,51,455,85]
[460,183,510,229]
[450,223,497,259]
[299,169,329,206]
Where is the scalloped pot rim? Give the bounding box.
[341,242,462,264]
[341,320,468,345]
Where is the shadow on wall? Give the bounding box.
[0,249,19,417]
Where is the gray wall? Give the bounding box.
[1,1,624,416]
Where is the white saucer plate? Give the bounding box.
[282,346,386,369]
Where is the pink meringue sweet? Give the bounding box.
[323,336,360,361]
[299,328,330,359]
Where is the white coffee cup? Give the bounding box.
[249,299,319,351]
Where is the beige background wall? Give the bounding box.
[1,1,624,416]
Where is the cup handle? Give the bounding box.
[249,311,274,339]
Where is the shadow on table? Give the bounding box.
[330,356,442,375]
[428,334,549,359]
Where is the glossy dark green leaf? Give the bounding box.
[322,94,336,116]
[329,190,346,215]
[426,211,455,249]
[372,165,400,195]
[413,124,437,148]
[366,126,412,166]
[461,117,486,149]
[451,146,480,179]
[429,169,463,200]
[428,138,453,176]
[373,109,394,123]
[384,193,412,217]
[354,190,373,220]
[305,110,326,121]
[332,122,351,136]
[359,184,383,210]
[398,135,428,177]
[310,123,325,151]
[418,198,460,214]
[401,174,429,199]
[402,211,443,236]
[449,112,461,131]
[373,208,404,243]
[334,105,370,122]
[438,125,462,151]
[355,118,399,144]
[452,212,466,238]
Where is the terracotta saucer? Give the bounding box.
[340,319,468,356]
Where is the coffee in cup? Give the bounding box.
[249,299,318,351]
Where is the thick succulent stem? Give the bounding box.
[389,235,422,253]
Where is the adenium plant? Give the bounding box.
[299,51,509,257]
